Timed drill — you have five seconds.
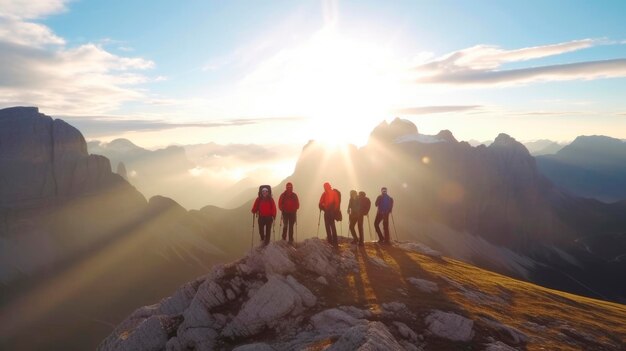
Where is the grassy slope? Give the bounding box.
[295,240,626,351]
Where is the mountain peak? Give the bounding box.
[369,118,418,144]
[100,239,625,351]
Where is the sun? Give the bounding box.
[258,26,406,147]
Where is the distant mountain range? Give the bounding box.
[537,135,626,202]
[2,107,625,350]
[87,139,299,209]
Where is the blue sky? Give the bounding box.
[1,0,626,147]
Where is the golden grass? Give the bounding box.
[310,241,626,350]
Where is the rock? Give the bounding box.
[326,321,404,351]
[246,241,296,275]
[484,341,518,351]
[407,278,439,293]
[393,321,418,342]
[223,275,316,337]
[315,276,328,285]
[382,302,406,313]
[311,308,366,334]
[481,318,528,344]
[98,315,177,351]
[338,306,373,320]
[425,311,474,342]
[158,280,201,315]
[232,343,276,351]
[298,238,337,277]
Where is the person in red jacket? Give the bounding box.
[319,182,339,247]
[278,182,300,243]
[251,186,277,246]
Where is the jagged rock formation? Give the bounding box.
[100,239,626,351]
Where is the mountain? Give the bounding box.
[0,107,247,350]
[536,135,626,202]
[100,239,626,351]
[523,139,565,155]
[266,119,626,303]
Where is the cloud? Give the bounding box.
[0,0,68,19]
[394,105,482,115]
[59,115,305,137]
[0,1,158,115]
[0,16,65,46]
[414,39,626,86]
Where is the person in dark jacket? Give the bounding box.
[358,191,371,245]
[278,182,300,243]
[319,182,339,246]
[347,190,363,245]
[251,186,277,246]
[374,187,394,244]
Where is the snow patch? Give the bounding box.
[395,134,446,144]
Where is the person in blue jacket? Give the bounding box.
[374,187,394,244]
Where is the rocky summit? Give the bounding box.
[99,239,626,351]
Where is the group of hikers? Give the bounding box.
[251,182,394,248]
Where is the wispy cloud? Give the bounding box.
[0,0,157,115]
[414,39,626,86]
[59,115,304,137]
[394,105,482,115]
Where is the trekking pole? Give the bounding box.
[391,213,398,242]
[317,210,321,238]
[366,214,373,242]
[279,213,283,241]
[251,214,255,249]
[272,218,276,242]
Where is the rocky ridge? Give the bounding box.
[100,239,626,351]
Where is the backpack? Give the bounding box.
[379,194,392,213]
[361,196,371,215]
[258,185,272,197]
[334,189,342,221]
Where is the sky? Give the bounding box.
[2,0,626,149]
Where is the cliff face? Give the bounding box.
[0,107,148,284]
[0,107,125,206]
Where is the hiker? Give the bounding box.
[319,182,340,246]
[374,187,394,244]
[359,191,371,244]
[278,182,300,243]
[348,190,363,245]
[251,185,277,246]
